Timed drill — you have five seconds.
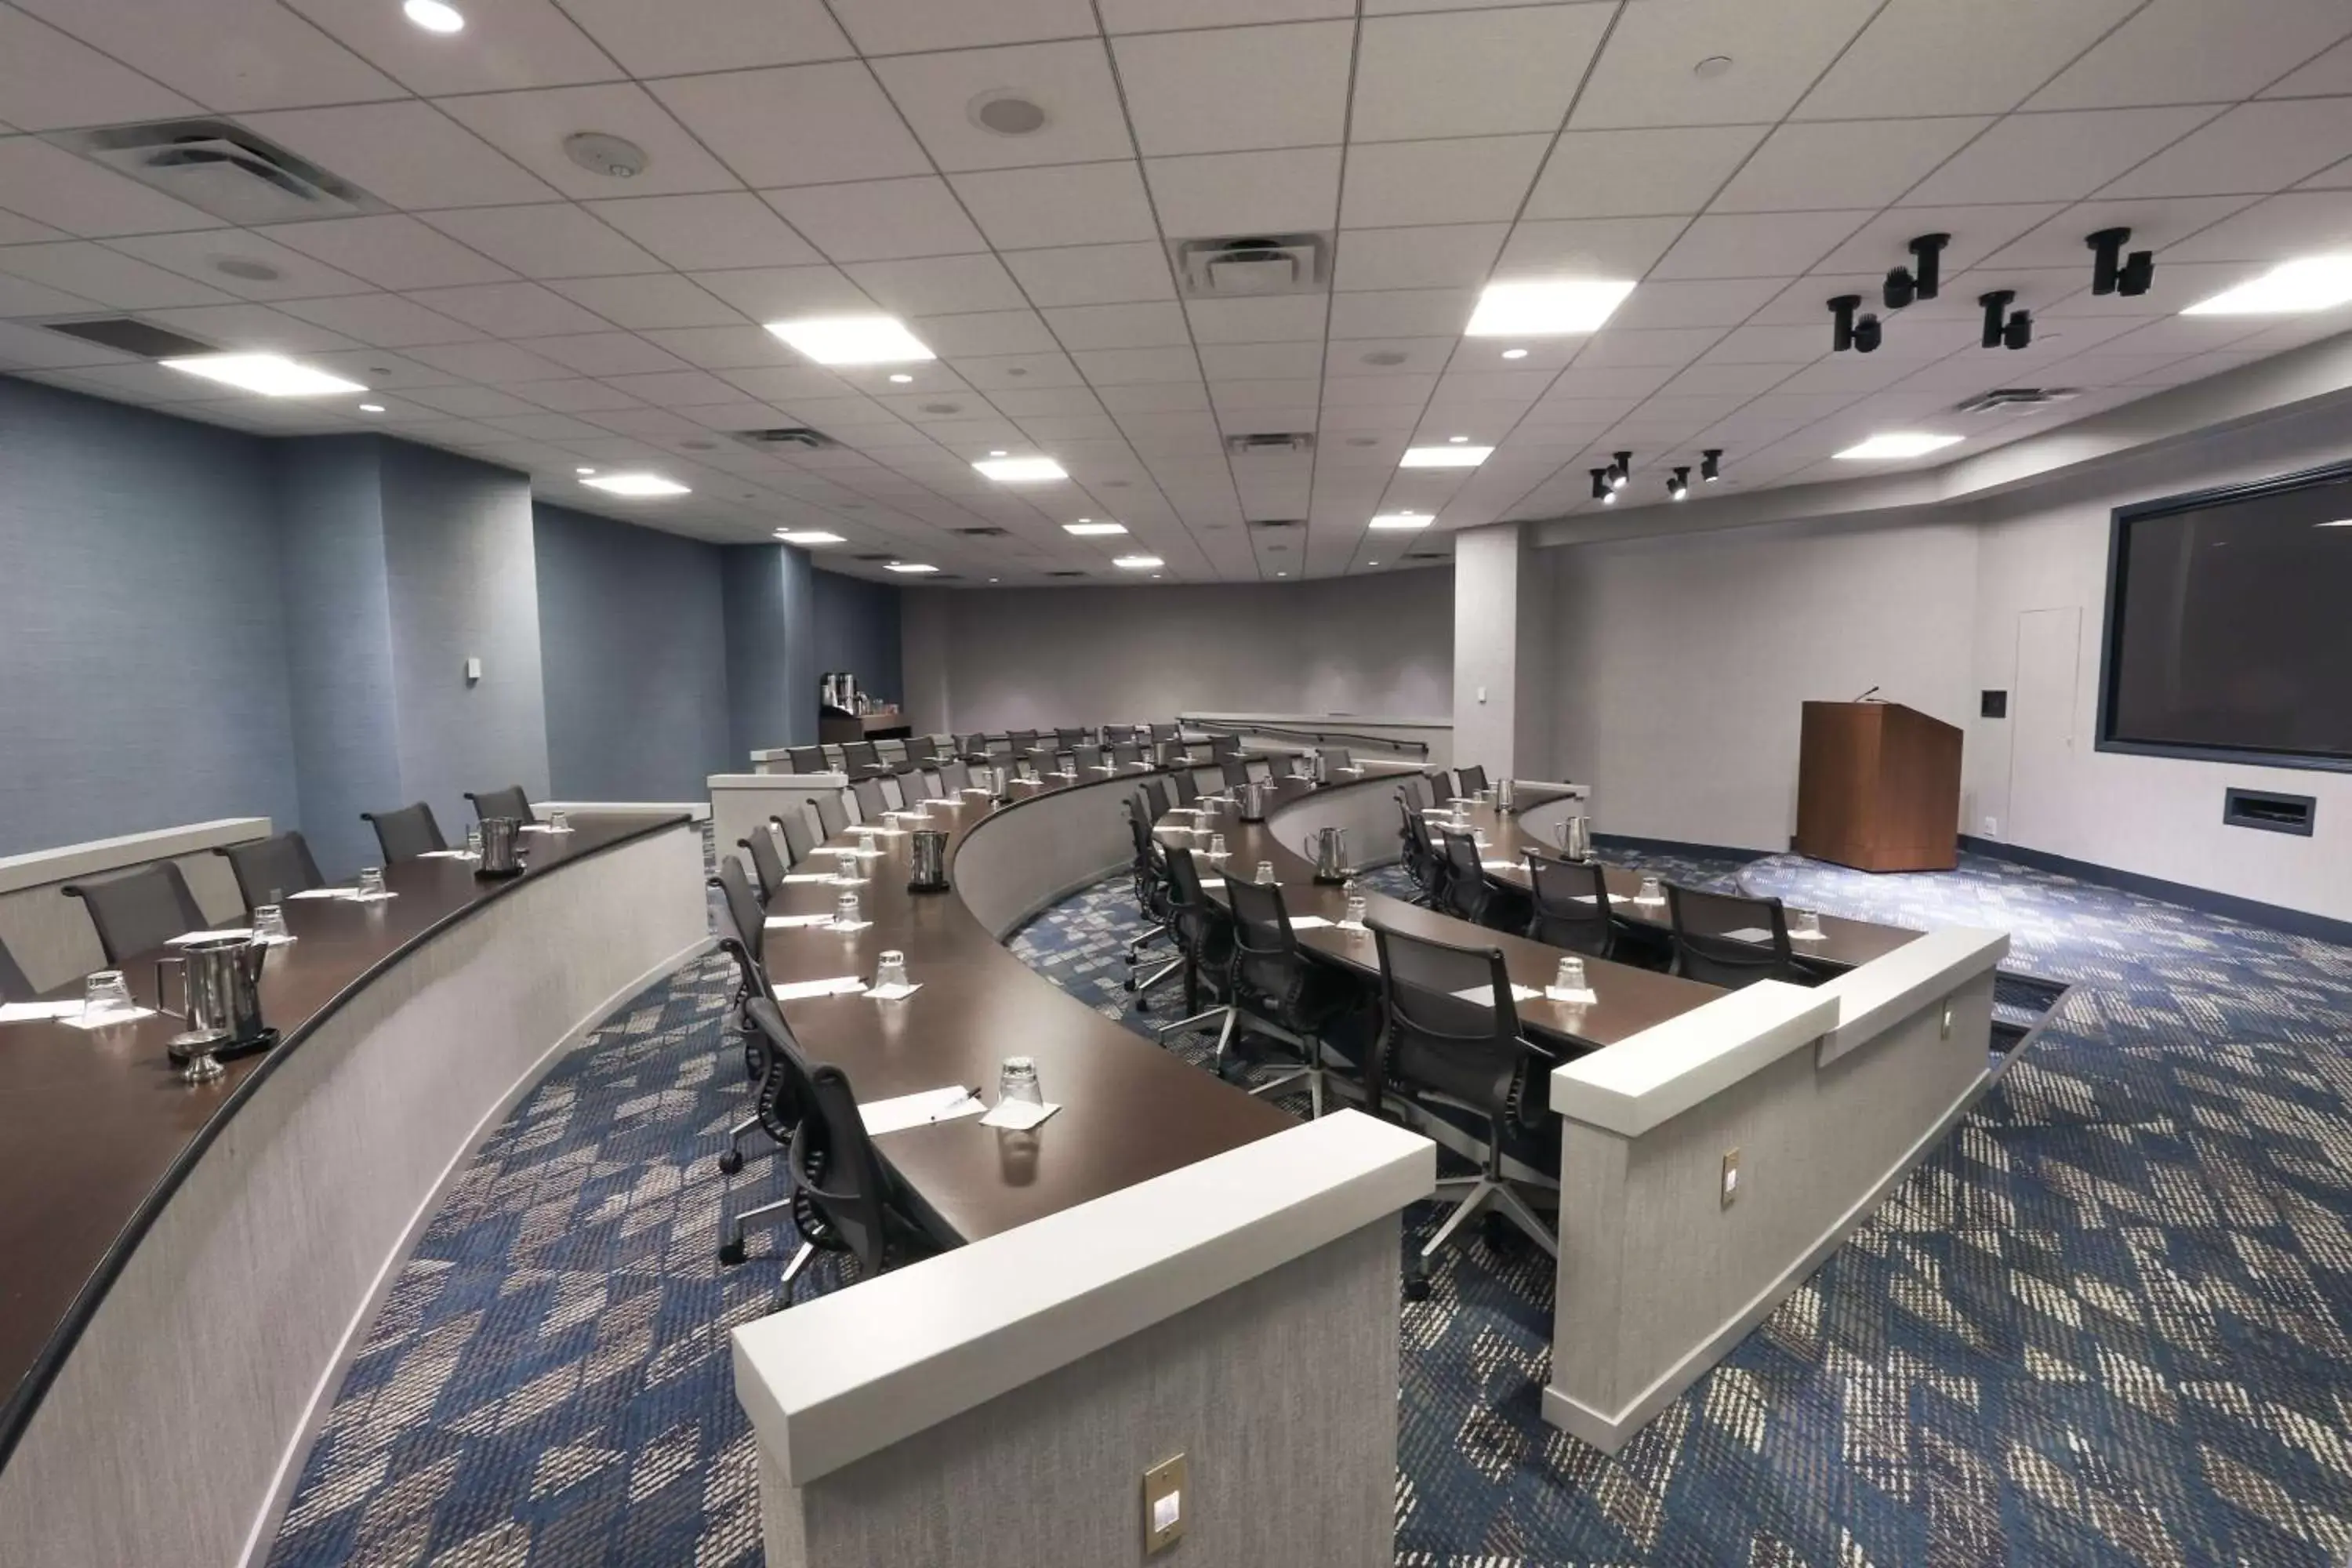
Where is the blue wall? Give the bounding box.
[722,543,817,759]
[812,568,904,709]
[0,376,301,856]
[535,503,731,799]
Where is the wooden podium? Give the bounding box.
[1794,701,1962,872]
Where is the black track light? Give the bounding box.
[1700,448,1722,483]
[1978,289,2030,350]
[1668,466,1690,500]
[1829,294,1882,354]
[1882,232,1951,310]
[1610,451,1632,491]
[1590,466,1610,501]
[2004,309,2033,350]
[2087,227,2154,297]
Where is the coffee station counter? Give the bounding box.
[0,814,708,1568]
[818,706,913,745]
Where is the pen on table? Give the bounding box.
[931,1087,979,1122]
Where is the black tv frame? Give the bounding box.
[2096,455,2352,776]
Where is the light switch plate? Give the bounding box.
[464,656,483,684]
[1143,1453,1187,1554]
[1721,1148,1740,1208]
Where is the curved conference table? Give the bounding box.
[0,814,708,1568]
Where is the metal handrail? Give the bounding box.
[1183,718,1431,760]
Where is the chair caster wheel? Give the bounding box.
[1135,999,1152,1014]
[717,1149,743,1175]
[1403,1269,1431,1302]
[718,1238,746,1266]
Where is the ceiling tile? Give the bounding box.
[547,274,745,329]
[1569,0,1884,129]
[437,84,742,199]
[11,0,402,111]
[828,0,1098,55]
[2161,189,2352,262]
[1702,322,1845,364]
[637,325,804,369]
[285,0,618,96]
[402,281,616,336]
[0,269,102,317]
[1326,336,1457,376]
[0,7,201,130]
[1976,196,2258,269]
[2028,0,2352,111]
[1811,204,2067,275]
[405,340,581,382]
[0,241,232,308]
[1494,216,1690,278]
[1000,241,1176,306]
[0,319,139,368]
[717,365,857,401]
[142,302,360,354]
[1071,345,1201,384]
[256,214,517,290]
[1342,136,1552,228]
[948,350,1087,387]
[1797,0,2141,119]
[1197,340,1323,379]
[1145,148,1342,236]
[1659,360,1804,397]
[1650,212,1872,280]
[1334,225,1508,292]
[765,178,988,262]
[0,136,220,237]
[2266,36,2352,99]
[1352,7,1609,143]
[1186,294,1329,344]
[1571,327,1724,368]
[844,253,1030,314]
[599,369,745,405]
[952,162,1160,249]
[1114,23,1352,157]
[100,230,377,300]
[586,193,823,272]
[2102,100,2352,198]
[403,383,547,419]
[1522,127,1771,220]
[0,211,69,247]
[421,205,668,279]
[690,264,878,321]
[651,64,931,188]
[985,385,1105,416]
[1041,300,1190,349]
[1712,118,1994,213]
[521,333,693,378]
[1905,107,2224,205]
[911,309,1060,356]
[1327,288,1476,339]
[1100,0,1350,31]
[557,0,853,75]
[873,39,1134,172]
[238,102,559,209]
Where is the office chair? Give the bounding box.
[1074,743,1105,773]
[1055,726,1087,750]
[1007,728,1040,757]
[214,831,325,909]
[1141,775,1173,825]
[814,789,851,842]
[1438,829,1494,926]
[1210,733,1241,760]
[1170,767,1201,806]
[1219,758,1251,790]
[906,735,942,767]
[0,935,34,1001]
[1457,764,1490,798]
[879,771,908,810]
[715,996,820,1290]
[1665,884,1805,989]
[741,826,789,902]
[1150,722,1181,746]
[361,801,446,862]
[1397,797,1446,908]
[913,768,945,801]
[709,855,774,1175]
[1400,773,1436,813]
[840,741,884,779]
[849,775,887,824]
[939,757,972,793]
[1369,922,1559,1298]
[465,785,535,825]
[953,732,988,763]
[774,811,816,868]
[1154,846,1236,1049]
[64,862,207,967]
[1123,797,1182,1004]
[1321,746,1354,774]
[1222,877,1359,1116]
[786,745,827,774]
[786,1062,952,1298]
[1111,741,1143,771]
[1523,853,1614,959]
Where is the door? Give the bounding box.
[2007,606,2082,851]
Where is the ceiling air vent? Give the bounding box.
[1225,432,1314,457]
[1172,234,1330,298]
[42,317,217,358]
[61,120,383,226]
[852,553,894,562]
[733,426,839,452]
[1953,387,2081,417]
[1045,569,1087,579]
[953,526,1008,537]
[1250,517,1302,529]
[1406,550,1448,561]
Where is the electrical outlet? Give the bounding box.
[1981,814,1998,836]
[1143,1454,1187,1554]
[1721,1148,1741,1208]
[1941,998,1955,1040]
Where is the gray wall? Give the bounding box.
[723,542,817,760]
[898,568,1454,735]
[0,376,300,857]
[534,503,730,801]
[811,568,903,709]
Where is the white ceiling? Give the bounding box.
[2,0,2351,584]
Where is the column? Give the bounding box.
[1451,521,1555,781]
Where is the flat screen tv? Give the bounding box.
[2098,459,2352,773]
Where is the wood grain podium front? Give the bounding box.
[1794,700,1962,872]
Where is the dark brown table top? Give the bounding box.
[1157,776,1724,1056]
[763,771,1294,1248]
[0,812,691,1468]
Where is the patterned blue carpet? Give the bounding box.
[267,844,2352,1567]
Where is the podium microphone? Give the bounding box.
[1852,684,1881,702]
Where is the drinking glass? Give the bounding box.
[252,904,291,943]
[84,969,132,1017]
[1554,955,1588,995]
[999,1055,1044,1108]
[357,866,387,898]
[1344,895,1369,929]
[1792,908,1824,939]
[836,851,860,882]
[549,808,572,833]
[833,890,862,928]
[1637,874,1663,903]
[464,822,482,858]
[858,829,877,855]
[1208,833,1228,862]
[1254,859,1276,884]
[873,949,909,993]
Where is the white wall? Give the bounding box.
[898,567,1452,735]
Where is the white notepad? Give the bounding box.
[980,1099,1060,1131]
[1451,983,1544,1006]
[764,913,833,928]
[288,887,358,900]
[169,928,252,946]
[781,872,832,884]
[860,1085,984,1136]
[771,975,867,1001]
[1286,915,1336,931]
[1722,927,1771,942]
[60,1006,157,1031]
[0,1000,87,1024]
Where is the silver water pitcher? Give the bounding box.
[1236,780,1271,822]
[476,815,527,877]
[1497,777,1515,811]
[907,827,949,892]
[1310,826,1350,884]
[156,935,270,1079]
[1558,814,1593,861]
[1311,750,1330,784]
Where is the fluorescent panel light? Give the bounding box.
[1399,445,1492,468]
[159,354,367,397]
[404,0,465,32]
[1465,278,1636,337]
[764,314,935,365]
[358,403,384,412]
[1062,521,1127,536]
[581,472,689,496]
[2183,256,2352,316]
[1367,513,1432,531]
[775,529,845,545]
[1834,432,1963,461]
[884,561,939,574]
[1113,554,1164,570]
[975,456,1068,482]
[2318,519,2352,528]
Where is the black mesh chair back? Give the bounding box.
[1369,922,1537,1123]
[906,735,941,765]
[1524,853,1613,958]
[789,1063,921,1280]
[1225,875,1305,1011]
[1150,722,1181,745]
[1054,727,1087,749]
[216,831,325,907]
[1111,741,1142,770]
[1666,884,1801,989]
[840,741,882,778]
[786,745,827,773]
[849,775,887,823]
[1125,797,1171,920]
[1210,733,1241,759]
[0,936,34,1002]
[1163,847,1233,990]
[1074,743,1105,772]
[954,732,986,761]
[1007,729,1040,756]
[1219,758,1251,789]
[913,768,945,800]
[1171,768,1201,805]
[879,772,907,811]
[1398,796,1445,903]
[775,810,816,866]
[1457,764,1490,797]
[466,785,535,824]
[361,801,446,862]
[1400,773,1434,812]
[742,826,789,901]
[744,996,817,1149]
[1141,775,1173,824]
[1323,746,1353,772]
[63,862,206,965]
[714,854,768,979]
[814,789,851,840]
[940,757,972,793]
[1439,829,1492,924]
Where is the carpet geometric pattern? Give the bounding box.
[267,840,2352,1567]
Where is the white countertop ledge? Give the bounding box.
[731,1110,1433,1488]
[1550,980,1837,1138]
[1813,925,2010,1067]
[0,817,271,897]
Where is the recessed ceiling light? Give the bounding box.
[776,529,845,545]
[971,92,1049,136]
[575,466,596,474]
[159,354,367,397]
[1447,434,1469,443]
[582,472,689,496]
[403,0,464,32]
[1693,54,1734,79]
[1367,560,1380,566]
[564,131,648,180]
[764,314,935,365]
[1276,570,1288,577]
[2315,519,2352,528]
[884,561,939,574]
[1064,521,1127,535]
[1361,350,1410,367]
[1400,445,1491,468]
[1466,278,1636,337]
[975,456,1067,482]
[1501,347,1529,360]
[989,448,1008,457]
[888,372,913,383]
[1113,554,1164,570]
[2182,255,2352,316]
[1368,513,1431,531]
[212,256,281,282]
[1835,432,1963,461]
